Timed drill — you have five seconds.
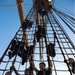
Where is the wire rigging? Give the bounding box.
[52,7,75,34]
[54,2,75,16]
[0,0,75,75]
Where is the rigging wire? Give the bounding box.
[45,8,58,75]
[52,7,75,28]
[0,4,32,7]
[0,0,75,75]
[54,2,75,16]
[52,7,75,21]
[2,59,10,75]
[52,8,75,34]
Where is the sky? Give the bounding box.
[0,0,75,75]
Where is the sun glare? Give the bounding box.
[48,0,52,2]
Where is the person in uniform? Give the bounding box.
[68,58,75,74]
[29,55,53,75]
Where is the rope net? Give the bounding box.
[0,0,75,75]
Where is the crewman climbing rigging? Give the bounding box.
[0,0,75,75]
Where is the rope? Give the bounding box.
[46,12,57,75]
[0,1,75,75]
[51,12,74,75]
[54,2,75,16]
[53,8,75,34]
[2,59,10,75]
[0,4,32,7]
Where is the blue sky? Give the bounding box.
[0,0,75,75]
[0,0,75,56]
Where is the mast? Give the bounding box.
[16,0,29,46]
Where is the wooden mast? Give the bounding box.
[16,0,29,46]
